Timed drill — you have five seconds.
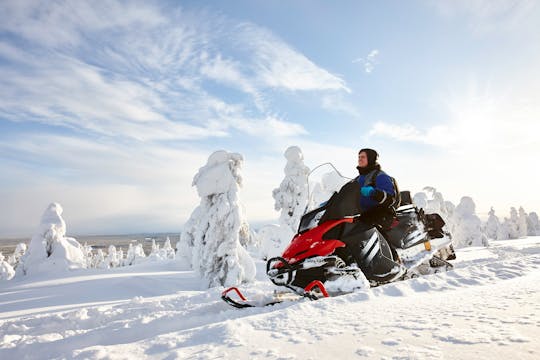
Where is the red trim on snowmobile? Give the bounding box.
[304,280,329,298]
[281,218,354,264]
[221,287,257,308]
[222,287,247,301]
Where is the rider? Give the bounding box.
[356,148,396,227]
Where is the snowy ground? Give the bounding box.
[1,237,539,360]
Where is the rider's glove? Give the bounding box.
[361,186,375,197]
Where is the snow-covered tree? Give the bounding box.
[414,188,455,233]
[0,252,15,280]
[161,237,175,260]
[485,207,501,240]
[507,207,520,239]
[452,196,488,248]
[423,187,448,218]
[257,224,294,260]
[107,245,120,268]
[123,243,146,266]
[518,207,528,238]
[7,243,27,268]
[82,242,94,268]
[117,248,124,265]
[498,218,511,240]
[148,239,165,261]
[272,146,310,233]
[93,249,107,269]
[179,150,256,287]
[413,192,428,210]
[17,203,86,276]
[527,212,540,236]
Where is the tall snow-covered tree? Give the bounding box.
[485,207,501,240]
[180,150,256,287]
[527,212,540,236]
[518,207,528,238]
[272,146,310,233]
[17,203,86,276]
[452,196,488,248]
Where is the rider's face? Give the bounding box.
[358,152,368,168]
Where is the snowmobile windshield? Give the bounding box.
[298,163,351,233]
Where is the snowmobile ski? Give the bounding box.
[221,280,329,309]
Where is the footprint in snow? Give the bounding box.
[381,338,400,346]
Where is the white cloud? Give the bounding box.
[353,49,379,74]
[0,1,346,142]
[430,0,539,36]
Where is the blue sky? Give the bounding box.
[1,0,539,236]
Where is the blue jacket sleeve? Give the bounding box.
[372,173,395,206]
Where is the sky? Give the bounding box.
[1,0,539,237]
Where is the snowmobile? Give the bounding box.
[222,164,455,308]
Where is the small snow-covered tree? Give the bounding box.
[518,207,528,238]
[161,237,175,259]
[93,249,107,269]
[7,243,26,268]
[83,242,94,268]
[148,239,165,261]
[498,218,511,240]
[17,203,86,276]
[117,248,124,265]
[423,187,448,219]
[452,196,488,248]
[107,245,120,268]
[123,243,146,266]
[527,212,540,236]
[507,207,520,239]
[0,252,15,280]
[413,192,428,210]
[485,207,501,240]
[272,146,310,233]
[179,150,256,287]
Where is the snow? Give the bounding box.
[1,237,538,359]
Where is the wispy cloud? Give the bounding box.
[0,0,347,142]
[369,77,540,151]
[430,0,539,36]
[353,49,379,74]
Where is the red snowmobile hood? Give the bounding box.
[281,217,354,264]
